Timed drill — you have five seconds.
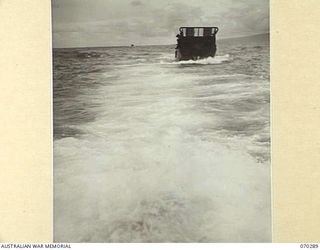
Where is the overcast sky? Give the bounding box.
[52,0,269,48]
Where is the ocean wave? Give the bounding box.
[54,132,270,242]
[54,44,270,242]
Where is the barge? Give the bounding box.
[175,27,219,61]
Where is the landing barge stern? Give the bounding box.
[175,27,219,61]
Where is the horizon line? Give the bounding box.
[53,32,270,49]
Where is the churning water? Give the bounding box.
[53,34,271,242]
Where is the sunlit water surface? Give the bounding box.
[54,35,271,242]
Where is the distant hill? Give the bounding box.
[218,33,269,46]
[220,33,269,41]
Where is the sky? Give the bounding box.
[52,0,269,48]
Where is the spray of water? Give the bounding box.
[54,60,270,242]
[160,54,231,65]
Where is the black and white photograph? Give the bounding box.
[52,0,271,242]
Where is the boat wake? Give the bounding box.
[160,54,231,65]
[54,40,270,242]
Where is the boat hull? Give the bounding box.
[175,36,217,61]
[175,27,218,61]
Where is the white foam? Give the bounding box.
[54,58,270,242]
[160,54,231,65]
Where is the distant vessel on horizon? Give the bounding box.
[175,26,219,61]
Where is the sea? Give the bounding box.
[53,34,271,242]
